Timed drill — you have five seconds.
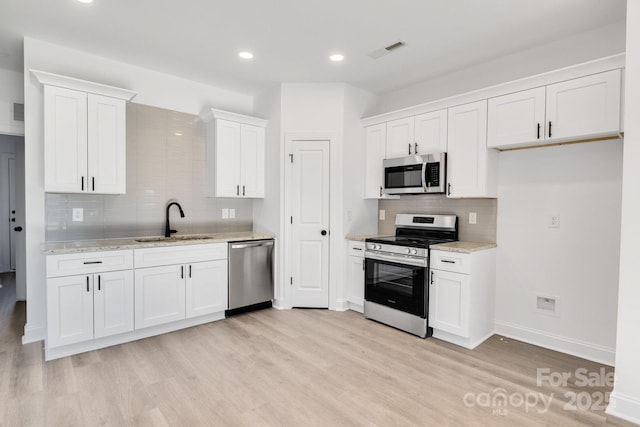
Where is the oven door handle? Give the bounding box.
[365,251,427,268]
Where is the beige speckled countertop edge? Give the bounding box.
[42,232,275,255]
[430,241,497,253]
[345,233,391,242]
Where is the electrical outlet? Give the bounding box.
[379,209,385,220]
[72,208,83,222]
[469,212,477,225]
[548,214,560,228]
[229,208,235,219]
[222,208,229,219]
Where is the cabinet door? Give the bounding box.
[47,275,94,348]
[447,100,492,198]
[414,110,447,154]
[94,270,134,338]
[87,94,126,194]
[487,87,546,148]
[364,123,386,199]
[134,265,186,329]
[429,270,470,337]
[43,85,88,193]
[386,117,415,158]
[546,69,621,141]
[186,260,228,318]
[214,119,242,197]
[347,255,365,307]
[240,124,265,198]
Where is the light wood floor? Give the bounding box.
[0,272,634,427]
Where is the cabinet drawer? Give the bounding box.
[430,250,470,274]
[348,241,365,257]
[47,250,133,278]
[134,243,227,268]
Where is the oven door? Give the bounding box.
[365,252,427,317]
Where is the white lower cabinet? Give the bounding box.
[346,241,365,312]
[429,248,496,349]
[47,270,134,348]
[186,260,228,318]
[134,264,186,329]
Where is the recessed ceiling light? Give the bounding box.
[238,51,254,60]
[330,54,344,62]
[77,0,94,3]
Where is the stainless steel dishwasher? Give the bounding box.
[227,239,274,314]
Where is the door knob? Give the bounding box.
[321,230,327,236]
[14,226,23,232]
[11,218,15,222]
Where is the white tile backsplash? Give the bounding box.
[46,103,253,242]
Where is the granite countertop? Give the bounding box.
[42,232,275,255]
[430,241,497,253]
[345,233,391,242]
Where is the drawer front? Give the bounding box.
[134,243,227,268]
[348,241,365,257]
[47,250,134,278]
[430,250,470,274]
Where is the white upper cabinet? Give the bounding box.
[488,70,621,149]
[33,70,136,194]
[203,109,267,198]
[386,117,415,158]
[447,100,497,198]
[364,123,386,199]
[414,109,448,154]
[546,70,621,141]
[487,87,546,148]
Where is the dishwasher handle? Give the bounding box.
[230,240,274,250]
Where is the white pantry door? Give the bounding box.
[290,140,330,308]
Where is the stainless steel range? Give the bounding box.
[364,214,458,338]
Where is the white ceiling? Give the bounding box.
[0,0,627,96]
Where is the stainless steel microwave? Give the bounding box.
[383,153,447,195]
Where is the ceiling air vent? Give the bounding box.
[13,102,24,122]
[368,40,407,59]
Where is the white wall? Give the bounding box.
[495,140,622,364]
[368,21,626,115]
[608,1,640,423]
[22,37,254,343]
[0,68,24,136]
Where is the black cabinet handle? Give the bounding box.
[236,185,239,196]
[81,176,84,191]
[83,261,103,265]
[414,142,418,154]
[362,259,365,271]
[98,275,101,291]
[181,265,184,279]
[430,270,434,285]
[537,123,541,139]
[189,265,192,278]
[243,185,245,196]
[447,183,451,196]
[86,276,90,292]
[379,186,382,197]
[548,121,552,138]
[408,143,411,155]
[442,260,456,264]
[92,177,95,191]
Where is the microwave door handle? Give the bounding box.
[422,162,428,191]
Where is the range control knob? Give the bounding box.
[405,248,411,254]
[411,249,418,255]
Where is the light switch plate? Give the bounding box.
[379,210,385,220]
[469,212,477,225]
[229,208,235,219]
[222,208,229,219]
[72,208,83,222]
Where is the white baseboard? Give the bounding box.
[333,299,349,311]
[22,323,45,344]
[495,321,616,365]
[607,391,640,425]
[272,298,290,310]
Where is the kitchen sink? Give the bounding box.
[134,235,213,243]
